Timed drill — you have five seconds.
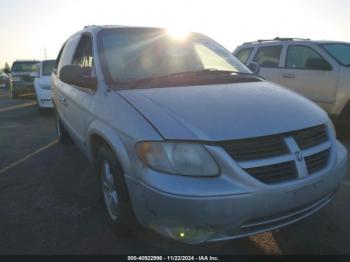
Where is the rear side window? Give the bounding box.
[72,34,94,76]
[253,46,282,68]
[286,45,332,70]
[235,48,253,64]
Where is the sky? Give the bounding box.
[0,0,349,68]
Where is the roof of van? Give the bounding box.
[13,60,40,63]
[239,37,349,47]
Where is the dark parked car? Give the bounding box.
[10,60,39,98]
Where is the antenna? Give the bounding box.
[40,47,48,59]
[43,47,48,59]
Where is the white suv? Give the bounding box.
[233,38,350,122]
[52,27,348,244]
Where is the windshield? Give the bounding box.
[321,43,350,66]
[42,60,56,76]
[98,28,250,87]
[11,62,38,73]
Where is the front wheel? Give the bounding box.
[97,145,138,235]
[38,107,45,115]
[35,95,43,115]
[11,89,18,99]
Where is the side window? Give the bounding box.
[72,34,94,75]
[286,45,332,71]
[53,43,66,74]
[57,35,80,73]
[235,48,253,64]
[253,46,282,68]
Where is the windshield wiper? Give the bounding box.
[118,69,258,89]
[165,68,255,77]
[201,68,254,75]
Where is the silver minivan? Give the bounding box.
[52,26,348,244]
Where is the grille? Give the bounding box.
[41,85,51,90]
[305,150,330,174]
[221,125,327,162]
[245,161,297,184]
[292,125,328,150]
[220,125,330,184]
[221,136,288,161]
[22,75,34,82]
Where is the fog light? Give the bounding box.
[151,225,213,244]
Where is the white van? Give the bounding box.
[34,59,55,112]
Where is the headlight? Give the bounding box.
[39,84,51,90]
[136,142,219,176]
[12,76,21,82]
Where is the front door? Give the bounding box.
[252,45,283,84]
[62,33,95,150]
[279,45,338,112]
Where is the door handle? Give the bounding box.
[59,95,67,105]
[281,73,296,79]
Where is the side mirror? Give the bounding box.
[4,68,10,74]
[248,62,260,75]
[59,65,97,89]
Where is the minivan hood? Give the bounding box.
[119,81,329,141]
[39,76,51,84]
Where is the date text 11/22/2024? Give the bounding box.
[127,256,220,261]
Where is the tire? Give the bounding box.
[11,89,18,99]
[55,112,71,144]
[36,95,44,115]
[38,107,45,115]
[96,145,138,235]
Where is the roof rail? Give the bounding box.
[84,25,97,29]
[14,59,40,62]
[243,37,310,45]
[274,37,310,41]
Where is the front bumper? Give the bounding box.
[12,82,34,93]
[126,141,348,243]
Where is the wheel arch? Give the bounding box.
[87,120,131,173]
